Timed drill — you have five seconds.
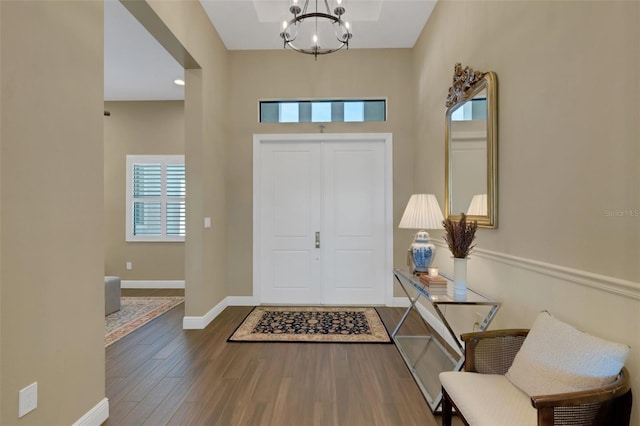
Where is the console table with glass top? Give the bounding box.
[391,268,501,412]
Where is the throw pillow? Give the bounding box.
[505,311,629,396]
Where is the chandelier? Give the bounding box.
[280,0,352,59]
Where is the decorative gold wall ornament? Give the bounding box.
[445,63,487,108]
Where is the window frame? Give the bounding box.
[258,98,387,123]
[126,155,185,242]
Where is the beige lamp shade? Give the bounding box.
[398,194,444,230]
[466,193,488,216]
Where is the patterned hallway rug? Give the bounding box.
[105,296,184,347]
[228,306,391,343]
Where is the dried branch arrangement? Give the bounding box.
[443,213,478,259]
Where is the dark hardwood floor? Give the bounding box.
[121,289,186,297]
[104,295,462,425]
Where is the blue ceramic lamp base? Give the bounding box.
[409,230,436,273]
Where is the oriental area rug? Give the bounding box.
[228,306,391,343]
[105,296,184,347]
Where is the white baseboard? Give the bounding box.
[182,296,257,329]
[73,398,109,426]
[121,280,185,289]
[182,297,228,329]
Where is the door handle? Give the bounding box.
[315,231,320,248]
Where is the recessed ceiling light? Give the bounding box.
[174,79,185,86]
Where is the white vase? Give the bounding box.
[453,257,467,299]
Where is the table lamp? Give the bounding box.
[467,193,487,216]
[398,194,444,274]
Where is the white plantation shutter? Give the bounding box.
[132,163,162,236]
[126,156,185,242]
[166,163,186,236]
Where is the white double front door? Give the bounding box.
[254,134,391,305]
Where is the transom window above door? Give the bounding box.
[259,99,386,123]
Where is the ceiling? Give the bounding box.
[104,0,437,101]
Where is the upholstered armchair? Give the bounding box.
[440,313,632,426]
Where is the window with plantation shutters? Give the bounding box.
[126,155,185,242]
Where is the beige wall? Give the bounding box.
[1,0,637,423]
[227,49,416,297]
[104,100,185,281]
[415,0,639,281]
[414,1,639,423]
[147,1,230,316]
[0,1,105,424]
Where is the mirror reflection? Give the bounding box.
[445,64,497,228]
[449,87,487,215]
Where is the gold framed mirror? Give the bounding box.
[445,63,497,228]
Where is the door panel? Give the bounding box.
[272,151,314,236]
[258,138,387,305]
[322,141,386,304]
[260,143,321,304]
[333,250,375,288]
